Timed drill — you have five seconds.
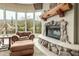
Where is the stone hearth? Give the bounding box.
[38,36,79,56]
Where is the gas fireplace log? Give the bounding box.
[40,3,73,21]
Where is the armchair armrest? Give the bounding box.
[9,37,16,50]
[29,34,35,40]
[11,35,19,42]
[9,35,19,48]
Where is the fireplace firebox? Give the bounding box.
[46,21,61,40]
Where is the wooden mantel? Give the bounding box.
[40,3,73,21]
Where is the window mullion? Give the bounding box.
[4,9,7,35]
[25,12,27,32]
[33,11,35,34]
[15,12,18,33]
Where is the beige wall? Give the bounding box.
[0,3,34,12]
[42,4,76,44]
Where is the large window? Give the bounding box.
[35,11,42,33]
[27,12,33,19]
[0,9,42,35]
[0,9,4,34]
[6,10,16,34]
[6,10,16,20]
[26,12,33,32]
[0,9,4,19]
[17,12,25,31]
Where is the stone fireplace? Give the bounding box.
[45,19,70,43]
[37,4,79,56]
[38,19,79,55]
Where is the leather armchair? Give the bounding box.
[10,31,35,56]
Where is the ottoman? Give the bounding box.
[10,40,34,56]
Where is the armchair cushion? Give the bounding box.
[19,36,29,41]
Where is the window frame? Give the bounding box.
[0,8,43,35]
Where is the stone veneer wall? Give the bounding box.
[42,3,77,44]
